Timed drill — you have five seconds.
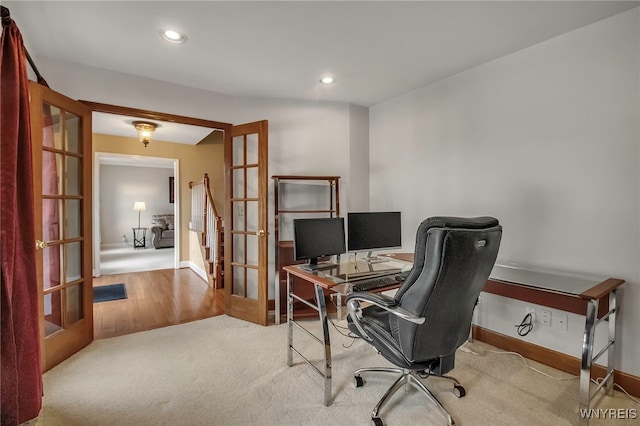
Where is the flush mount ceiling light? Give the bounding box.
[132,121,158,147]
[320,76,335,84]
[160,29,187,44]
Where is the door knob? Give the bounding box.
[35,240,48,250]
[256,229,267,237]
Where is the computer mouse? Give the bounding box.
[395,275,406,282]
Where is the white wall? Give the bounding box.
[370,9,639,376]
[348,104,370,212]
[100,164,174,245]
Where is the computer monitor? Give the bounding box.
[347,211,401,262]
[293,217,346,271]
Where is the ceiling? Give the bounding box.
[92,112,216,145]
[6,1,639,142]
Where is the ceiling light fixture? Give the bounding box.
[160,29,187,44]
[132,121,158,147]
[320,76,335,84]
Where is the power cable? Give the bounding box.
[514,312,534,336]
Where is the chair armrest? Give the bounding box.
[346,291,396,307]
[347,292,425,342]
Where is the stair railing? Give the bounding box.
[189,173,223,288]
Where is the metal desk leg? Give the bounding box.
[275,275,281,325]
[316,283,333,406]
[335,293,343,321]
[605,290,617,396]
[579,299,598,423]
[285,272,333,406]
[579,291,619,424]
[287,272,293,367]
[469,297,480,343]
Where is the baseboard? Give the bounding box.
[472,325,640,398]
[184,261,208,283]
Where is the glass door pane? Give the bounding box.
[42,103,86,337]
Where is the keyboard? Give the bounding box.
[351,275,402,292]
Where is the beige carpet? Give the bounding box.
[32,315,636,426]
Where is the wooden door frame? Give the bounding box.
[80,101,232,275]
[80,101,232,131]
[80,103,270,326]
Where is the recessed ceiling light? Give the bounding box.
[160,29,187,44]
[320,76,335,84]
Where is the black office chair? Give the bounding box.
[347,216,502,426]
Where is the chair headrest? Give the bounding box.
[420,216,499,231]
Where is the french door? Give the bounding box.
[224,121,269,325]
[29,81,93,371]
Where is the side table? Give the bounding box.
[132,227,147,249]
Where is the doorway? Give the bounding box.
[93,152,179,277]
[84,102,273,327]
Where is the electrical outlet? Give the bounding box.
[539,309,552,327]
[526,307,536,322]
[554,313,568,330]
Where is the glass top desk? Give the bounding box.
[385,255,625,423]
[284,257,625,421]
[283,258,410,406]
[488,264,625,423]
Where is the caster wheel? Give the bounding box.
[354,375,364,388]
[371,417,384,426]
[453,384,466,398]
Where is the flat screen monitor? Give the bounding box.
[293,217,346,270]
[348,212,401,261]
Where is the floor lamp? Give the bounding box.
[133,201,146,228]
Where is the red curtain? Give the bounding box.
[0,19,43,425]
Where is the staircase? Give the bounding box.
[189,173,224,289]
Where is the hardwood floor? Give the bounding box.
[93,268,224,340]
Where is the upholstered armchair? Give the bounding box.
[150,214,175,248]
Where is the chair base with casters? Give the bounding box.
[354,366,465,426]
